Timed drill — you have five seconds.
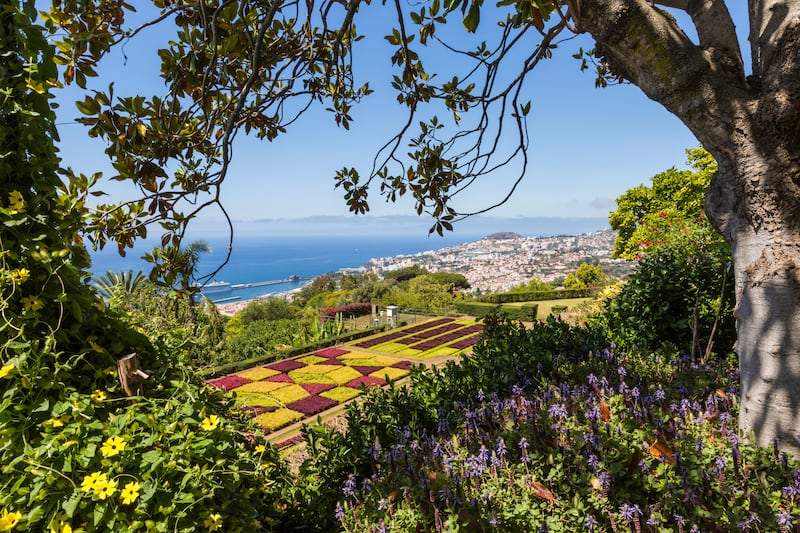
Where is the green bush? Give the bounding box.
[455,301,538,321]
[478,289,591,304]
[602,247,735,353]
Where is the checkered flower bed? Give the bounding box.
[354,320,483,358]
[208,318,481,433]
[208,348,411,433]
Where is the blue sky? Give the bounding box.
[53,2,749,233]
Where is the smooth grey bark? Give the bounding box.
[570,0,800,452]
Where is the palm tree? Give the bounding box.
[93,270,147,300]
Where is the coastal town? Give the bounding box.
[361,229,632,293]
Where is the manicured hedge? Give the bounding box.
[200,324,400,378]
[455,301,538,321]
[477,288,592,304]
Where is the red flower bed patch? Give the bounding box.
[351,365,384,376]
[345,376,386,389]
[354,330,408,348]
[277,433,306,449]
[391,360,413,370]
[301,383,337,395]
[448,334,482,349]
[287,395,339,416]
[208,375,252,391]
[317,357,344,366]
[266,373,295,383]
[313,347,350,358]
[267,359,307,372]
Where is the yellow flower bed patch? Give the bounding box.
[253,408,303,431]
[235,380,287,394]
[297,355,326,365]
[235,367,280,381]
[320,387,361,403]
[288,371,337,385]
[369,367,409,381]
[326,366,363,385]
[301,363,341,375]
[269,384,310,405]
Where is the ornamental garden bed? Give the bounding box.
[207,318,483,433]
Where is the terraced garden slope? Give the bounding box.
[208,318,483,433]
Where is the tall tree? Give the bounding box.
[44,1,800,451]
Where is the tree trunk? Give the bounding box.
[572,0,800,453]
[708,151,800,453]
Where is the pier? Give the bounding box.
[228,275,310,290]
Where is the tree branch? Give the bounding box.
[574,0,749,148]
[687,0,744,79]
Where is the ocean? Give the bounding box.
[89,233,485,302]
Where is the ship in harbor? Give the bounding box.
[200,280,232,293]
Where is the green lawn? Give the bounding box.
[506,297,593,319]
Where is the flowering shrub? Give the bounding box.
[328,326,800,532]
[320,303,373,319]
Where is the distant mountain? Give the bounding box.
[214,215,609,238]
[485,231,524,240]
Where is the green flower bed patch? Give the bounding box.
[296,355,327,365]
[368,342,407,353]
[320,387,361,403]
[417,347,460,358]
[233,391,282,408]
[288,371,338,385]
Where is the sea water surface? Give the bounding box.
[90,233,483,302]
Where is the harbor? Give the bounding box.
[199,275,311,304]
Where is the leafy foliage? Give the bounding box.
[609,148,722,260]
[601,247,735,356]
[0,8,290,531]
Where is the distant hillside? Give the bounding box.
[485,232,524,240]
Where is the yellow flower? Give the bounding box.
[0,364,13,380]
[81,471,107,492]
[7,191,25,214]
[254,444,266,453]
[119,481,141,505]
[9,269,29,284]
[62,440,78,449]
[200,415,219,431]
[20,295,44,312]
[0,508,21,531]
[45,418,64,428]
[91,390,107,402]
[93,478,118,500]
[203,513,223,532]
[50,513,72,533]
[100,435,126,457]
